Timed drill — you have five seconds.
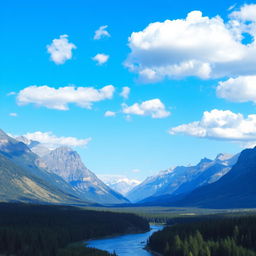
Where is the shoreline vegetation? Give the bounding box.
[0,203,149,256]
[148,215,256,256]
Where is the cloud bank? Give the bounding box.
[169,109,256,142]
[125,5,256,82]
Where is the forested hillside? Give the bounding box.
[0,203,149,256]
[148,215,256,256]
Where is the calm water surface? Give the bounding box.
[86,225,164,256]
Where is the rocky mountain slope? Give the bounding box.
[0,129,91,204]
[40,147,130,204]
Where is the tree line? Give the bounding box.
[148,215,256,256]
[0,203,149,256]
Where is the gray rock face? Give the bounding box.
[40,147,130,205]
[0,129,90,205]
[41,147,89,182]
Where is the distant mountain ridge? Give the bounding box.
[173,147,256,208]
[128,153,239,203]
[99,175,140,195]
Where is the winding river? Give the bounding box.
[86,225,164,256]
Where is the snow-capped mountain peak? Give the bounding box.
[99,175,141,195]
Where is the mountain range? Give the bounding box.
[127,153,239,203]
[2,126,256,209]
[129,147,256,208]
[0,129,87,204]
[0,129,128,205]
[172,147,256,208]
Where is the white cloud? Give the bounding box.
[125,6,256,82]
[120,87,130,99]
[169,109,256,142]
[230,4,256,22]
[217,75,256,103]
[104,110,116,117]
[92,53,109,65]
[122,99,170,118]
[9,113,17,117]
[47,35,76,64]
[22,131,91,149]
[17,85,115,110]
[94,25,110,40]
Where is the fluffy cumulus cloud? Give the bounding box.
[125,5,256,82]
[120,86,130,99]
[94,25,110,40]
[47,35,76,64]
[169,109,256,142]
[23,131,91,149]
[92,53,109,65]
[122,99,170,118]
[17,85,115,110]
[104,110,116,117]
[217,76,256,103]
[230,4,256,22]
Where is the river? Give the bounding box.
[86,224,164,256]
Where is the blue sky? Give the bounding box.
[1,0,256,181]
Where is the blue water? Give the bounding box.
[86,225,164,256]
